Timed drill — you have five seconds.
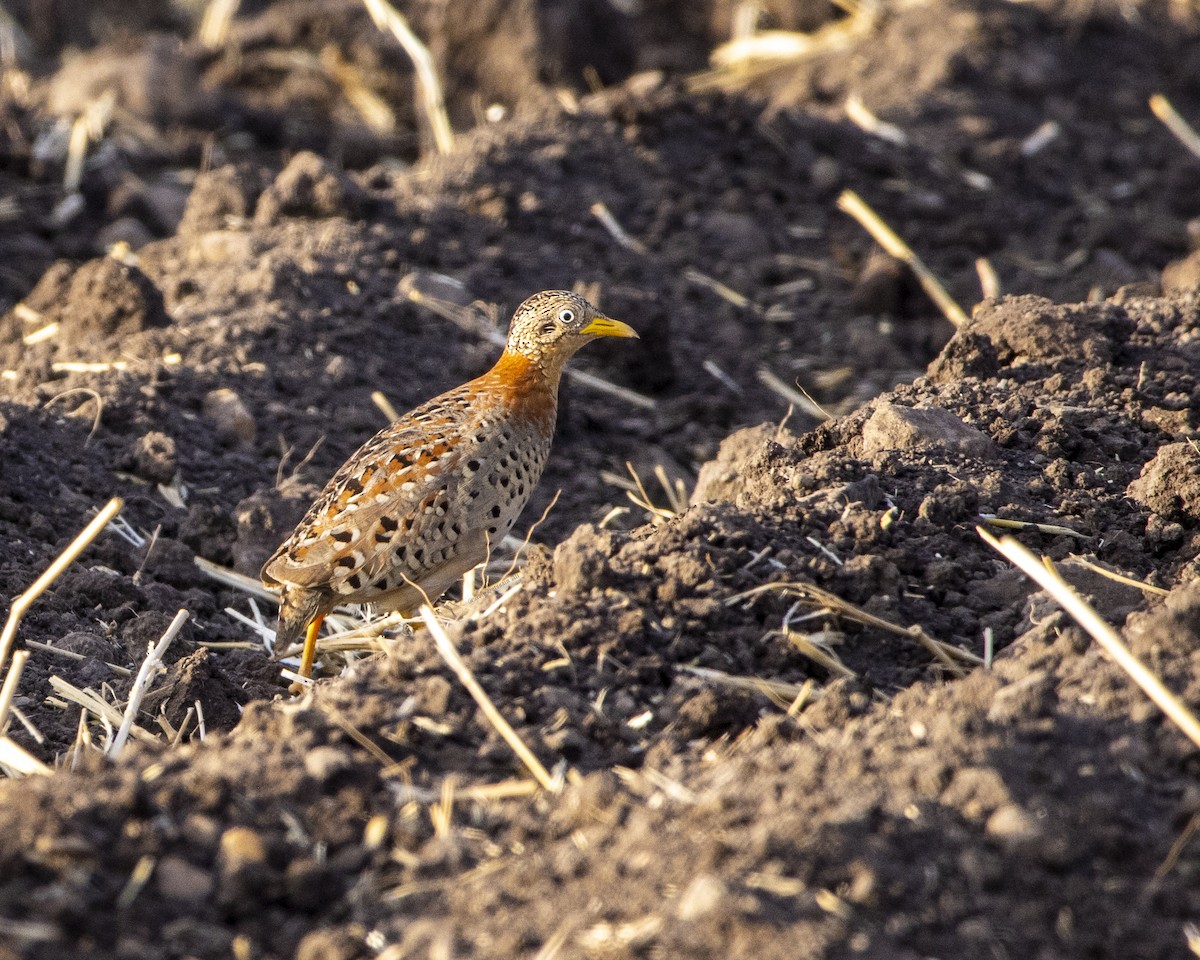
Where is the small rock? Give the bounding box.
[304,745,355,782]
[676,873,727,921]
[1162,249,1200,295]
[216,826,272,909]
[218,827,268,875]
[985,803,1042,843]
[809,155,841,193]
[396,270,474,307]
[1126,442,1200,524]
[294,928,360,960]
[204,388,256,445]
[180,813,221,850]
[156,854,213,902]
[861,401,997,462]
[132,430,177,484]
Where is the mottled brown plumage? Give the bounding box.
[262,290,638,684]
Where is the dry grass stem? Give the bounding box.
[419,604,560,792]
[980,527,1200,751]
[115,855,157,911]
[756,368,829,420]
[979,514,1088,539]
[1020,120,1061,157]
[64,91,115,192]
[0,734,51,777]
[1150,93,1200,159]
[502,488,561,581]
[728,580,980,675]
[194,699,206,741]
[108,609,189,760]
[837,189,969,329]
[1188,922,1200,958]
[1155,810,1200,882]
[563,366,657,410]
[1066,555,1170,597]
[0,649,30,732]
[702,358,743,394]
[533,920,575,960]
[362,0,454,155]
[383,858,506,903]
[470,579,524,622]
[397,276,505,344]
[390,777,540,803]
[322,47,397,135]
[22,321,58,345]
[683,267,750,308]
[371,389,402,422]
[613,764,697,805]
[194,556,278,602]
[280,668,313,690]
[324,710,393,765]
[198,0,241,49]
[678,664,820,710]
[9,704,44,744]
[0,497,123,680]
[24,638,132,677]
[689,4,875,92]
[47,675,156,744]
[619,461,684,523]
[975,257,1001,299]
[590,202,648,254]
[845,94,907,145]
[784,630,857,680]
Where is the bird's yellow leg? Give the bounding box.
[298,613,325,680]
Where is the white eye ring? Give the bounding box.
[557,308,575,324]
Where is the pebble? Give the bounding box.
[985,803,1042,843]
[304,745,355,782]
[204,388,256,445]
[155,854,213,902]
[218,826,268,875]
[676,873,727,921]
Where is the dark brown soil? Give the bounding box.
[1,1,1199,958]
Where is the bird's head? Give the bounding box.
[503,291,638,372]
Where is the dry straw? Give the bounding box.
[1150,93,1200,159]
[0,498,123,682]
[837,189,969,329]
[419,604,560,792]
[108,609,190,760]
[979,527,1200,752]
[361,0,454,155]
[0,498,123,775]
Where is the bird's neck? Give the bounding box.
[481,350,561,430]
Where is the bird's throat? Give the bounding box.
[483,350,560,429]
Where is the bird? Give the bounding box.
[261,290,638,687]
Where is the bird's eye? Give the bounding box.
[557,308,575,324]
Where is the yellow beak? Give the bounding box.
[581,315,639,339]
